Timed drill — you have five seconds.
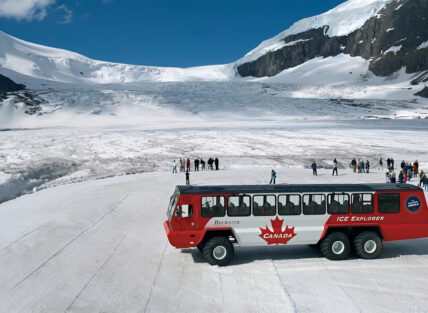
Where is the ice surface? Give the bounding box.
[1,168,428,313]
[1,116,428,204]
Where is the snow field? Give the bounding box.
[0,168,428,313]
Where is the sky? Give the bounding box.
[0,0,345,67]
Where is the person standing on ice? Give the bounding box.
[215,157,219,170]
[180,158,185,172]
[414,161,419,177]
[399,171,405,184]
[269,169,276,184]
[200,158,206,170]
[311,161,317,175]
[407,165,412,181]
[351,158,357,172]
[332,158,338,176]
[379,158,383,171]
[366,160,370,173]
[186,158,191,172]
[172,160,177,174]
[422,174,428,192]
[185,171,190,185]
[419,170,425,186]
[361,160,365,173]
[194,158,199,171]
[390,170,396,183]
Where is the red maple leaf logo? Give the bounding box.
[259,216,297,245]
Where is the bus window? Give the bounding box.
[175,204,193,218]
[303,194,326,215]
[201,196,225,217]
[278,195,301,215]
[351,193,373,213]
[378,193,400,213]
[327,193,350,214]
[228,195,251,217]
[253,195,276,216]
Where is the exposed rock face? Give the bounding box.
[0,74,25,92]
[237,0,428,78]
[415,86,428,98]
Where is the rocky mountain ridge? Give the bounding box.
[237,0,428,84]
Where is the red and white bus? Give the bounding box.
[164,184,428,266]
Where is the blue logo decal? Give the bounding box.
[406,196,421,213]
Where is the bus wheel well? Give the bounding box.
[323,226,383,242]
[198,230,237,250]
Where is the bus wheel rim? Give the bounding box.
[332,241,345,255]
[213,246,227,260]
[364,240,377,254]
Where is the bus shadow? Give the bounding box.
[183,245,323,265]
[380,239,428,259]
[232,245,322,265]
[183,238,428,265]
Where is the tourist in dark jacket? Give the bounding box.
[311,161,317,175]
[399,171,404,183]
[332,158,338,176]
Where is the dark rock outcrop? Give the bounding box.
[415,86,428,98]
[0,74,25,92]
[237,0,428,78]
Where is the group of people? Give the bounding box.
[172,157,221,185]
[350,158,371,173]
[385,159,420,184]
[172,157,220,174]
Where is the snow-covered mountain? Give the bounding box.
[0,0,427,91]
[0,0,427,121]
[0,30,233,87]
[237,0,428,87]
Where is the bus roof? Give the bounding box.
[177,184,422,195]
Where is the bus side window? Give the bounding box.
[228,195,251,216]
[175,204,193,218]
[327,193,349,214]
[278,195,301,215]
[201,196,225,217]
[303,194,326,215]
[351,193,373,213]
[253,195,276,216]
[378,193,400,213]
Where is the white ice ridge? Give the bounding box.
[237,0,395,64]
[0,30,234,84]
[417,40,428,50]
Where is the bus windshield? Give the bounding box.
[167,189,179,220]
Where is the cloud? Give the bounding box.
[55,4,72,24]
[0,0,55,21]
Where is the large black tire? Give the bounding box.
[202,236,234,266]
[320,232,351,260]
[353,231,383,259]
